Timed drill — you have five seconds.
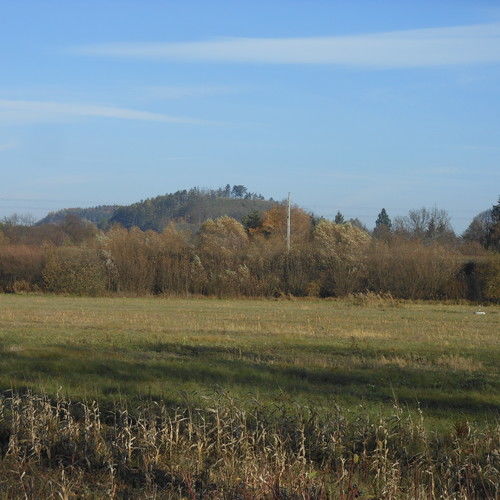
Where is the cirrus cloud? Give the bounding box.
[0,99,214,125]
[73,23,500,68]
[0,142,17,152]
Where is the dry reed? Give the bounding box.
[0,392,497,499]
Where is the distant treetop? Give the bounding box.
[375,208,392,229]
[334,211,345,224]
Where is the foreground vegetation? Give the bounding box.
[0,392,497,499]
[0,294,498,498]
[0,295,498,497]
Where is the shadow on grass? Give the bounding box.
[145,340,499,366]
[0,343,498,417]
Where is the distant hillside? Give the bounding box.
[37,186,277,231]
[38,206,121,228]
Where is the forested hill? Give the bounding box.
[37,186,276,231]
[39,206,120,228]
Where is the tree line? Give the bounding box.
[0,196,498,301]
[38,186,273,231]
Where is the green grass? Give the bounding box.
[0,294,498,425]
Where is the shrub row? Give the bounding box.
[0,219,498,301]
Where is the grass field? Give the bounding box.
[0,294,498,425]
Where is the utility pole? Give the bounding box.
[286,192,291,252]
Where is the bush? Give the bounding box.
[42,247,106,295]
[313,221,371,296]
[365,239,463,300]
[460,255,500,302]
[102,226,157,294]
[0,245,44,292]
[11,279,34,293]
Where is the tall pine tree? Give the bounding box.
[374,208,392,238]
[334,211,345,224]
[486,197,500,250]
[375,208,391,228]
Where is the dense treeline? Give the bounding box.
[1,196,499,301]
[38,186,274,231]
[38,205,120,228]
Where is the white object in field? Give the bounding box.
[475,311,486,315]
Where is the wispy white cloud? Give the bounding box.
[0,142,17,152]
[73,23,500,67]
[145,85,239,99]
[0,99,212,125]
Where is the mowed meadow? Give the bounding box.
[0,294,499,498]
[0,294,498,423]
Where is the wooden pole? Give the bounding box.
[286,192,291,252]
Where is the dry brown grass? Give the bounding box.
[435,354,485,372]
[0,392,497,499]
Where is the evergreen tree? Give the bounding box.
[491,198,500,227]
[486,197,500,250]
[334,211,345,224]
[375,208,392,229]
[241,210,262,231]
[231,185,247,198]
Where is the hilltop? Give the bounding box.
[37,185,276,231]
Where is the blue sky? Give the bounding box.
[1,1,500,231]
